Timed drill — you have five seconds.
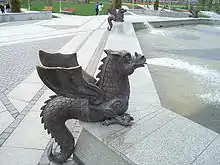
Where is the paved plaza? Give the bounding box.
[0,14,108,164]
[0,13,219,165]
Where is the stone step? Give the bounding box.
[86,30,110,76]
[77,28,107,70]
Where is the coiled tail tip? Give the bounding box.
[47,142,74,164]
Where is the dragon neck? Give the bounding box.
[96,55,130,101]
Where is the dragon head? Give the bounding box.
[104,49,146,76]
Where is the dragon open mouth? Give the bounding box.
[134,55,147,68]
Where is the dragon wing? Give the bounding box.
[39,50,97,84]
[37,50,103,104]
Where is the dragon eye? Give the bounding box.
[125,55,131,62]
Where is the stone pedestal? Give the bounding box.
[74,128,131,165]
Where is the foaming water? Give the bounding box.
[148,29,171,36]
[216,26,220,30]
[143,21,171,36]
[200,11,220,19]
[143,21,153,30]
[147,58,218,76]
[198,93,220,105]
[147,57,220,104]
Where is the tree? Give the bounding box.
[48,0,52,6]
[198,0,206,10]
[112,0,122,9]
[154,0,159,10]
[208,0,213,11]
[10,0,21,12]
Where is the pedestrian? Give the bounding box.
[98,3,104,15]
[95,2,99,16]
[6,3,10,12]
[0,4,5,14]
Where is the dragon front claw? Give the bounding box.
[102,113,134,127]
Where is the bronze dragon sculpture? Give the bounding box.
[107,8,127,31]
[36,49,146,164]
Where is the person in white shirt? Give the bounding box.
[98,3,104,15]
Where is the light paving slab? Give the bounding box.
[0,31,77,47]
[0,24,54,38]
[8,98,28,112]
[3,111,50,149]
[123,115,218,165]
[0,146,43,165]
[30,89,55,112]
[129,66,159,95]
[41,15,93,27]
[49,160,78,165]
[75,129,130,165]
[58,32,90,54]
[192,135,220,165]
[0,111,14,134]
[0,15,105,47]
[103,107,164,144]
[7,82,43,102]
[127,103,161,116]
[101,20,109,29]
[23,70,43,84]
[129,93,161,106]
[78,29,106,69]
[0,100,7,113]
[80,105,161,144]
[78,16,106,32]
[108,109,177,152]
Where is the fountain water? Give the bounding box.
[146,57,220,104]
[200,11,220,19]
[143,21,171,36]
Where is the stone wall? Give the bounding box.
[132,18,220,29]
[0,11,52,23]
[129,9,191,18]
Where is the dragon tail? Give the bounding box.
[40,95,75,163]
[107,16,114,31]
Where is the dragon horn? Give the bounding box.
[104,49,112,55]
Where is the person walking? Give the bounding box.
[95,2,99,16]
[98,3,104,15]
[6,3,10,12]
[0,4,5,14]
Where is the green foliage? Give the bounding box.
[10,0,21,13]
[20,1,110,16]
[113,0,122,9]
[154,0,159,10]
[48,0,52,6]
